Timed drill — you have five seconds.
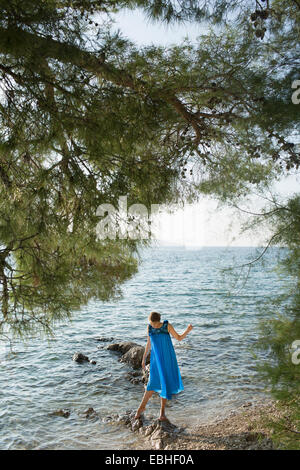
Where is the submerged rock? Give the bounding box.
[72,352,89,363]
[50,408,70,418]
[81,407,99,420]
[95,337,114,342]
[126,372,142,384]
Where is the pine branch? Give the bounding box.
[0,25,236,147]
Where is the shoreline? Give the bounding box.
[124,398,283,450]
[104,341,281,450]
[165,399,279,450]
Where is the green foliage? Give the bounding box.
[0,0,299,340]
[232,194,300,449]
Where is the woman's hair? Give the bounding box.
[149,311,161,322]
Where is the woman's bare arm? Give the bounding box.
[142,325,151,369]
[168,323,193,341]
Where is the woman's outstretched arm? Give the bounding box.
[168,323,193,341]
[142,325,151,369]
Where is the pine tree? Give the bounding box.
[0,0,298,340]
[252,195,300,448]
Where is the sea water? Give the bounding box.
[0,246,290,449]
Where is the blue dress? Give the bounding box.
[146,320,184,400]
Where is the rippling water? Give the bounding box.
[0,246,289,449]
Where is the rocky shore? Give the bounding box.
[174,400,282,450]
[103,400,282,450]
[104,340,282,450]
[67,340,283,450]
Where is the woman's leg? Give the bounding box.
[159,397,168,421]
[134,390,154,419]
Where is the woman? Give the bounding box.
[134,311,193,421]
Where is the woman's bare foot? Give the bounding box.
[134,406,145,420]
[158,415,169,422]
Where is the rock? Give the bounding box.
[89,360,97,365]
[126,371,143,384]
[72,352,89,363]
[132,378,141,384]
[143,422,156,434]
[107,341,150,370]
[107,342,138,355]
[50,408,70,418]
[120,346,145,369]
[130,371,142,377]
[103,409,182,449]
[82,407,98,419]
[148,422,173,448]
[142,364,150,384]
[132,419,143,432]
[150,429,163,441]
[152,438,163,449]
[117,414,131,426]
[144,424,155,436]
[95,337,114,342]
[242,402,252,408]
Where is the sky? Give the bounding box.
[111,9,299,247]
[112,8,209,45]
